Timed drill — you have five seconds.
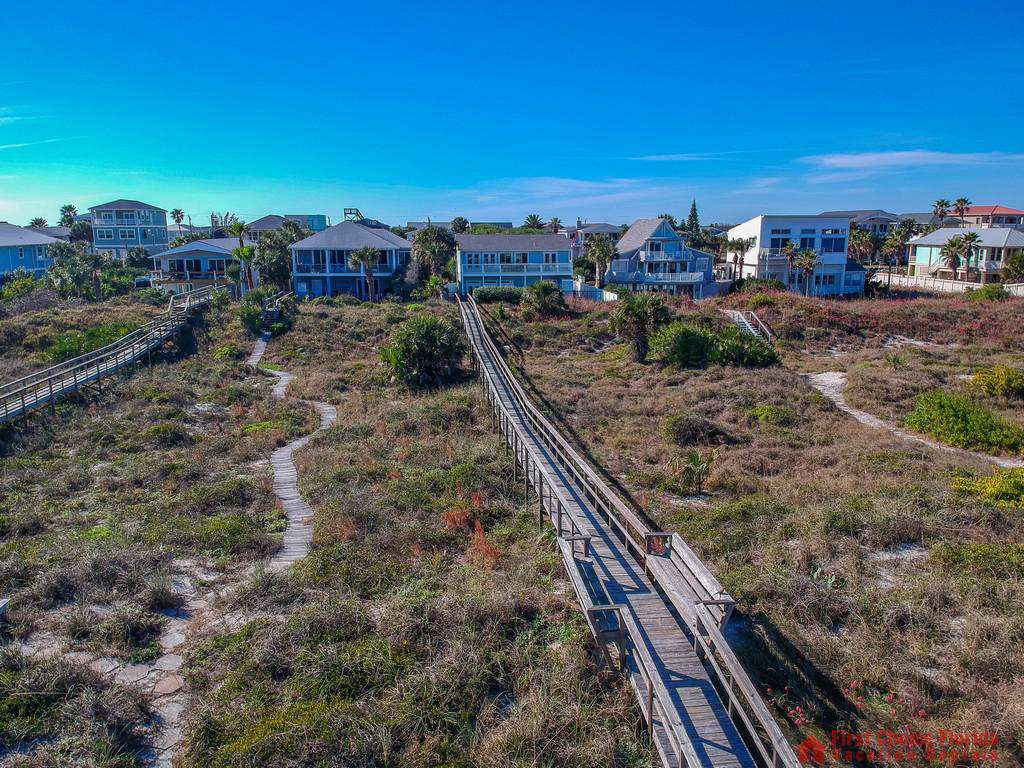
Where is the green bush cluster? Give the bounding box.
[930,541,1024,577]
[379,315,465,387]
[520,281,567,319]
[649,321,779,368]
[953,468,1024,508]
[43,322,140,362]
[905,390,1024,454]
[965,283,1010,302]
[970,365,1024,399]
[472,286,523,303]
[0,269,42,302]
[663,414,730,447]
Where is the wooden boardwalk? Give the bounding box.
[459,297,799,768]
[0,286,220,425]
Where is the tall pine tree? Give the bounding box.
[686,199,701,239]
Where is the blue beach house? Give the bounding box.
[0,222,59,282]
[455,233,573,295]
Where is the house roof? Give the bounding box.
[290,221,412,251]
[575,223,622,235]
[961,205,1024,217]
[28,225,71,239]
[455,233,571,251]
[910,227,1024,248]
[0,222,61,247]
[159,237,250,257]
[89,199,165,212]
[820,209,901,221]
[248,214,287,230]
[845,258,867,272]
[616,218,669,254]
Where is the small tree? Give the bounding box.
[670,449,717,495]
[450,216,470,234]
[685,200,700,240]
[412,224,456,280]
[933,199,951,226]
[170,208,185,231]
[953,197,971,226]
[29,217,47,228]
[523,214,545,230]
[794,249,819,296]
[585,233,616,288]
[521,280,567,319]
[380,315,465,388]
[228,221,253,290]
[69,221,92,242]
[610,292,671,361]
[1003,251,1024,283]
[125,246,150,269]
[941,235,964,279]
[58,204,78,228]
[349,246,380,301]
[726,237,756,279]
[960,231,981,281]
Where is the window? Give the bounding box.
[465,253,480,267]
[544,252,560,264]
[377,251,389,267]
[799,237,816,250]
[820,237,846,253]
[516,252,528,263]
[769,228,791,235]
[821,228,846,235]
[96,228,113,240]
[800,228,816,234]
[648,241,662,253]
[184,259,202,273]
[769,237,791,250]
[499,252,513,264]
[330,250,347,267]
[119,229,134,240]
[696,258,709,272]
[100,212,114,223]
[18,247,24,260]
[209,259,226,272]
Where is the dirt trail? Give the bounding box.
[807,371,1024,469]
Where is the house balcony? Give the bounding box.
[638,250,686,262]
[294,262,398,275]
[464,263,570,275]
[607,268,704,284]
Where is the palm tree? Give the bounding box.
[170,208,185,236]
[960,231,982,282]
[609,293,671,362]
[933,199,951,227]
[228,221,253,290]
[523,214,544,230]
[450,216,470,234]
[940,235,964,279]
[548,217,562,232]
[29,217,47,228]
[781,241,798,286]
[794,250,819,296]
[585,233,615,289]
[726,237,755,280]
[349,247,381,301]
[953,197,971,227]
[58,204,77,228]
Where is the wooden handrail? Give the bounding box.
[0,284,222,422]
[459,296,800,768]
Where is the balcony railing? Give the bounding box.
[463,263,570,275]
[295,263,397,275]
[151,270,226,281]
[607,270,703,283]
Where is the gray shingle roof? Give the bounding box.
[89,199,165,212]
[910,227,1024,248]
[820,209,901,220]
[455,233,571,251]
[0,222,61,247]
[290,221,412,251]
[616,218,668,255]
[28,226,71,239]
[159,237,250,257]
[248,214,287,230]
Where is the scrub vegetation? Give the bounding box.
[480,290,1024,766]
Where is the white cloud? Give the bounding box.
[0,137,72,151]
[630,153,719,162]
[802,149,1024,171]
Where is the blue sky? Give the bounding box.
[2,0,1023,227]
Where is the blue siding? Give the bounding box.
[0,244,51,279]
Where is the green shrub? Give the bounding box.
[144,422,193,447]
[905,390,1024,454]
[649,322,716,367]
[43,322,140,362]
[736,277,786,294]
[965,283,1010,302]
[712,325,780,367]
[520,281,567,319]
[269,320,290,336]
[649,322,778,368]
[663,414,730,446]
[0,269,41,302]
[931,542,1024,578]
[238,303,263,335]
[747,292,775,309]
[473,286,523,304]
[746,404,797,427]
[953,468,1024,508]
[214,343,242,361]
[970,365,1024,399]
[379,315,465,388]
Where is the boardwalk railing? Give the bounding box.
[460,296,799,768]
[721,309,774,343]
[260,290,294,328]
[0,285,221,424]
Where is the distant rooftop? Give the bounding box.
[910,226,1024,248]
[961,205,1024,217]
[290,220,412,251]
[0,221,61,247]
[455,233,571,251]
[89,199,165,212]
